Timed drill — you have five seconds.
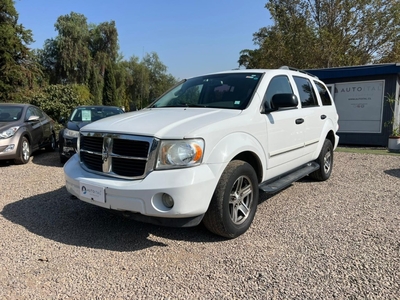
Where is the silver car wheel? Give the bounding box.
[229,175,253,225]
[323,149,332,173]
[22,139,30,161]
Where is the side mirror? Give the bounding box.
[27,115,40,122]
[264,93,298,113]
[59,117,65,124]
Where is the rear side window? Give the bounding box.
[34,107,44,118]
[314,81,332,106]
[263,75,293,109]
[293,76,318,107]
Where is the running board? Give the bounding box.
[259,162,320,193]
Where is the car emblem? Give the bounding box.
[102,137,112,173]
[102,138,111,162]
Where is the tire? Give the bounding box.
[14,136,30,164]
[309,139,333,181]
[60,155,68,164]
[45,132,56,152]
[203,160,259,238]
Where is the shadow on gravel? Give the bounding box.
[1,187,224,251]
[31,150,62,167]
[384,168,400,178]
[0,150,61,168]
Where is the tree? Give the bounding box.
[0,0,37,102]
[102,64,117,106]
[40,12,92,85]
[89,21,119,75]
[122,56,150,110]
[239,0,400,69]
[142,52,177,105]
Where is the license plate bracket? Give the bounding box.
[79,182,105,203]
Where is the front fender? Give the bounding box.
[204,132,267,179]
[18,126,32,143]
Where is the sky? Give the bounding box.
[14,0,272,79]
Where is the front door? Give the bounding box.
[262,75,305,173]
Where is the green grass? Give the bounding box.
[336,146,400,156]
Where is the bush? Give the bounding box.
[29,84,93,121]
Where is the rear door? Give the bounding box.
[292,75,323,156]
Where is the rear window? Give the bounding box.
[293,76,319,107]
[314,81,332,106]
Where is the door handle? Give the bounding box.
[295,118,304,124]
[321,115,327,120]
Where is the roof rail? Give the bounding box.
[279,66,318,78]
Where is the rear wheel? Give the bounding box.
[203,160,259,238]
[14,136,30,164]
[309,139,333,181]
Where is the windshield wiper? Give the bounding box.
[156,103,208,108]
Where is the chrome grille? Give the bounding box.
[79,132,159,179]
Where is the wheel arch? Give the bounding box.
[231,151,263,184]
[19,130,32,145]
[313,117,339,158]
[205,132,266,184]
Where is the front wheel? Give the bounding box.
[14,136,30,164]
[45,132,56,152]
[309,139,333,181]
[203,160,259,238]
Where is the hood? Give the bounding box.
[81,108,242,139]
[67,121,92,131]
[0,120,22,131]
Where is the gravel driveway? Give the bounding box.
[0,150,399,299]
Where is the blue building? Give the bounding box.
[307,63,400,147]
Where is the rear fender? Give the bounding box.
[313,119,338,157]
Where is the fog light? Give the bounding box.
[63,146,75,152]
[4,144,15,152]
[161,193,174,208]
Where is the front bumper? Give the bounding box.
[64,155,221,226]
[0,136,19,160]
[60,137,77,159]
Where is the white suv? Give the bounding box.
[64,67,339,238]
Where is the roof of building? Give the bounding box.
[306,63,400,79]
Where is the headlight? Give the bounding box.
[0,126,19,139]
[64,128,80,138]
[156,139,204,169]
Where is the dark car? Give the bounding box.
[58,105,125,163]
[0,103,56,164]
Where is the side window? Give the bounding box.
[263,75,293,108]
[293,76,318,107]
[34,107,44,118]
[26,107,35,119]
[314,81,332,106]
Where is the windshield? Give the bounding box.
[70,107,123,122]
[151,73,262,110]
[0,106,23,122]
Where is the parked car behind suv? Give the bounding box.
[64,67,339,238]
[0,103,56,164]
[59,105,124,163]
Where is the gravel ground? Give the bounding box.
[0,150,399,299]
